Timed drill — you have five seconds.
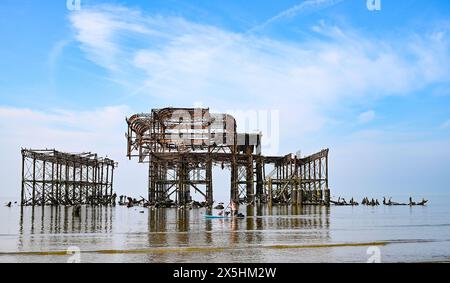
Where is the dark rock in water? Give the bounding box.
[417,199,428,206]
[214,204,224,210]
[6,202,12,207]
[184,201,203,209]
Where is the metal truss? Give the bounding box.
[21,149,117,206]
[264,149,330,205]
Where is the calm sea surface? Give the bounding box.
[1,196,450,263]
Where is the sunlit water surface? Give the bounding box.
[1,196,450,263]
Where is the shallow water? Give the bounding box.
[1,196,450,263]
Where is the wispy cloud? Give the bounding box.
[250,0,345,32]
[358,110,376,124]
[68,4,450,152]
[48,39,71,86]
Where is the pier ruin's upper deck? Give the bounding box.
[126,107,261,161]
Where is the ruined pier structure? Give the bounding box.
[21,149,117,206]
[126,108,329,206]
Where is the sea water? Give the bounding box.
[0,195,449,263]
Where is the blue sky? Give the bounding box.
[1,0,450,201]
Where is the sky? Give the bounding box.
[1,0,450,201]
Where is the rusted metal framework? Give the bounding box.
[21,149,117,206]
[264,149,329,205]
[126,107,329,206]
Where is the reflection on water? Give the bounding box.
[19,206,114,235]
[1,196,450,262]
